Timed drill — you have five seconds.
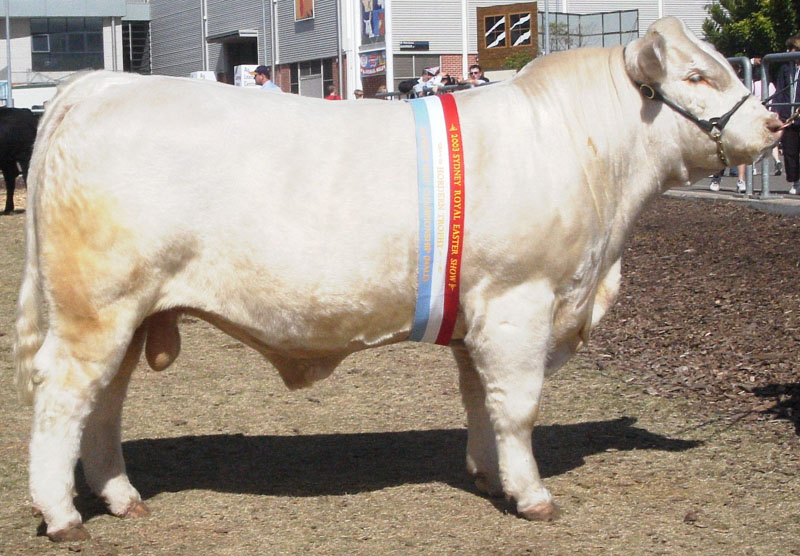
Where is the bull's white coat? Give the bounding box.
[15,18,781,540]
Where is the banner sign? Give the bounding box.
[407,94,465,345]
[360,51,386,76]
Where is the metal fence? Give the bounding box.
[758,52,800,198]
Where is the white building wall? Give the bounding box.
[391,0,462,53]
[0,18,33,83]
[102,17,124,72]
[391,0,518,54]
[663,0,709,38]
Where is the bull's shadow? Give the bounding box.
[751,383,800,435]
[93,417,697,508]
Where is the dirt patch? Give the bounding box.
[0,189,798,555]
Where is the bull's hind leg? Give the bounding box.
[463,282,557,521]
[29,310,141,541]
[80,326,150,519]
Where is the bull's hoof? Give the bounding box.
[473,472,504,498]
[122,500,151,518]
[48,523,91,542]
[518,501,559,521]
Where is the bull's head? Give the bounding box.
[624,17,782,170]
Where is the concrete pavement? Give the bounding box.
[667,170,800,216]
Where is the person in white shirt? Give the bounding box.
[413,66,443,97]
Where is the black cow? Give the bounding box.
[0,107,38,213]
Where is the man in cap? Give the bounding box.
[413,66,443,97]
[251,65,281,92]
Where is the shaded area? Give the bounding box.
[583,197,800,433]
[751,383,800,434]
[69,417,699,524]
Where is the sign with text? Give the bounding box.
[360,51,386,77]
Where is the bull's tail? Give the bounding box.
[13,73,85,404]
[14,71,145,404]
[14,152,44,405]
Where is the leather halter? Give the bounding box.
[634,81,750,166]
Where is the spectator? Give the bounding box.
[376,85,388,99]
[462,64,490,86]
[709,170,723,192]
[324,85,342,100]
[774,35,800,194]
[250,65,281,92]
[353,89,364,99]
[413,66,443,97]
[398,80,416,98]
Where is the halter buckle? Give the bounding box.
[639,83,656,100]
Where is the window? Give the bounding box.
[31,18,104,72]
[322,58,334,95]
[477,3,537,69]
[485,15,506,49]
[31,35,49,53]
[538,10,638,53]
[510,13,532,46]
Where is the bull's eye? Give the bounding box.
[687,74,709,85]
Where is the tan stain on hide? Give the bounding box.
[39,184,146,364]
[587,136,598,156]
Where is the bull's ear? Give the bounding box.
[624,31,667,85]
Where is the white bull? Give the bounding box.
[15,17,781,541]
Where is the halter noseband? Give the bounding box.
[635,81,750,166]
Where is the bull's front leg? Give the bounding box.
[460,282,557,520]
[451,342,502,496]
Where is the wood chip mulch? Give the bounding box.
[581,196,800,431]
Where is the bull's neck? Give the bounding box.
[504,47,688,258]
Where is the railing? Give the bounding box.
[374,81,492,100]
[758,52,800,198]
[728,57,756,196]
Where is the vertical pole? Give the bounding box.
[384,0,393,92]
[353,0,362,97]
[201,0,209,71]
[261,0,268,64]
[461,0,468,80]
[271,0,278,78]
[336,0,343,96]
[111,17,118,71]
[5,0,13,106]
[544,0,550,56]
[761,60,771,199]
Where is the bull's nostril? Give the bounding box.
[767,119,784,133]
